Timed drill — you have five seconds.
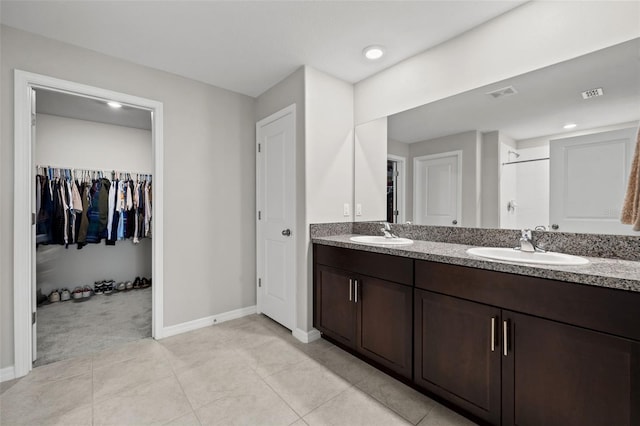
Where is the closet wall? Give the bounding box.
[35,113,152,295]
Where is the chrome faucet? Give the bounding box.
[515,229,545,253]
[380,222,397,239]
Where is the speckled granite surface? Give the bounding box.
[312,234,640,293]
[351,222,640,261]
[310,222,353,238]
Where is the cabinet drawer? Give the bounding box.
[315,244,413,286]
[415,260,640,341]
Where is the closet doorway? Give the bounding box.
[14,71,164,378]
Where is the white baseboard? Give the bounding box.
[293,327,321,343]
[0,365,16,383]
[159,305,256,339]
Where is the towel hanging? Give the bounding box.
[621,126,640,231]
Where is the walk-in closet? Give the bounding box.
[33,89,153,366]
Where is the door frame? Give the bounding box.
[413,150,462,226]
[387,154,406,223]
[13,70,165,378]
[255,104,297,330]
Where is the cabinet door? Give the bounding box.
[502,311,640,426]
[414,290,501,425]
[356,276,413,378]
[314,266,356,348]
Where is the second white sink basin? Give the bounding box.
[466,247,589,266]
[350,236,414,246]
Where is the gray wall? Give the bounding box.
[1,25,256,369]
[480,131,500,228]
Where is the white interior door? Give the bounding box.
[256,105,296,330]
[549,127,636,235]
[31,87,37,362]
[413,151,462,226]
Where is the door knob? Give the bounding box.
[452,220,458,225]
[281,229,291,237]
[551,224,559,230]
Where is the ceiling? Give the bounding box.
[388,38,640,143]
[1,1,525,98]
[36,89,152,130]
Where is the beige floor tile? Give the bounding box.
[0,377,22,395]
[304,387,412,426]
[238,338,308,378]
[176,355,264,409]
[22,354,92,384]
[263,359,350,417]
[0,372,92,425]
[310,345,377,385]
[195,379,299,426]
[94,376,192,426]
[92,337,165,368]
[417,403,477,426]
[93,353,173,399]
[289,419,309,426]
[161,336,248,374]
[163,411,202,426]
[224,320,285,350]
[356,369,435,424]
[40,403,93,426]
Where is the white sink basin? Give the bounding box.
[466,247,589,266]
[350,236,414,246]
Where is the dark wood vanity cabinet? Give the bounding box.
[415,260,640,426]
[313,245,413,378]
[313,243,640,425]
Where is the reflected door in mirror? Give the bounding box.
[414,151,462,226]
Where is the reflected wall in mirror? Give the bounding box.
[355,38,640,235]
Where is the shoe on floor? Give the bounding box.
[103,282,114,294]
[116,282,126,291]
[140,278,150,289]
[72,287,83,300]
[48,289,60,303]
[60,288,71,301]
[94,283,104,295]
[82,286,91,298]
[132,277,141,289]
[125,281,133,290]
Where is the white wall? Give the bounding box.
[388,139,409,159]
[35,113,152,295]
[1,25,256,369]
[409,131,480,227]
[480,131,500,228]
[354,117,387,222]
[354,1,640,124]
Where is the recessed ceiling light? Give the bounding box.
[107,101,122,109]
[363,45,385,60]
[563,123,577,129]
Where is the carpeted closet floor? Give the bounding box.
[34,287,151,366]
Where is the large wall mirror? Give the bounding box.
[354,38,640,235]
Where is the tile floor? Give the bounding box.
[0,314,477,426]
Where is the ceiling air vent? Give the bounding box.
[581,87,604,99]
[486,85,518,99]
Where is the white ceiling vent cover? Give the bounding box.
[486,85,518,99]
[581,87,604,99]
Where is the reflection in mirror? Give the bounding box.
[356,38,640,235]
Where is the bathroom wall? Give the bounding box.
[354,117,387,222]
[1,25,256,369]
[480,131,500,229]
[354,1,640,124]
[35,113,152,296]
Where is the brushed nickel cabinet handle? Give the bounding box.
[491,317,496,352]
[354,280,358,303]
[503,320,508,357]
[349,279,352,302]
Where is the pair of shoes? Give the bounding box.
[48,290,60,303]
[115,282,126,291]
[140,277,151,289]
[72,287,84,300]
[94,280,115,295]
[60,288,71,301]
[82,286,91,298]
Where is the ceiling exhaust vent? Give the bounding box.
[581,87,604,99]
[486,85,518,99]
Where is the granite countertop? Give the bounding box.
[312,234,640,293]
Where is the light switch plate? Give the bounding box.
[343,203,350,216]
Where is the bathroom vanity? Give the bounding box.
[312,236,640,426]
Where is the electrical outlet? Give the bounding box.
[343,203,350,216]
[356,204,362,216]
